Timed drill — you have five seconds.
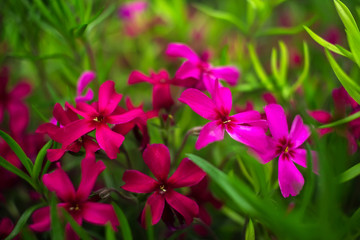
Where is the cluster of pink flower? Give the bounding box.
[2,41,359,239]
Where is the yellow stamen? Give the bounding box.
[284,146,289,153]
[159,185,167,193]
[223,120,231,124]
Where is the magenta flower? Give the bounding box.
[55,80,142,159]
[254,104,315,197]
[309,87,359,154]
[166,43,239,92]
[75,71,95,103]
[128,70,174,110]
[30,157,119,237]
[112,97,157,149]
[0,67,32,136]
[118,1,148,20]
[178,83,267,150]
[36,103,99,162]
[122,144,206,226]
[0,218,14,239]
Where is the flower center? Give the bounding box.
[69,204,80,212]
[93,116,104,122]
[284,146,289,153]
[223,119,231,124]
[159,185,167,194]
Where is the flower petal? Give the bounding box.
[10,82,32,99]
[289,115,310,148]
[167,158,206,188]
[107,109,143,124]
[141,192,165,226]
[143,144,170,181]
[98,80,123,116]
[165,43,200,62]
[8,102,29,136]
[53,103,78,126]
[95,124,124,159]
[178,88,217,120]
[226,125,267,150]
[76,157,106,201]
[278,154,304,198]
[77,71,95,95]
[195,121,224,150]
[264,104,288,140]
[128,70,155,85]
[230,110,262,124]
[43,166,76,202]
[47,148,66,162]
[210,66,239,86]
[82,202,119,230]
[165,190,199,225]
[122,170,158,193]
[308,110,332,124]
[152,84,174,110]
[29,207,51,232]
[56,119,94,147]
[175,61,201,80]
[212,85,232,116]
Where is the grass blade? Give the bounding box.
[32,140,52,180]
[112,203,133,240]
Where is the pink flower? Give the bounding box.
[37,103,99,162]
[75,71,95,103]
[112,97,157,149]
[118,1,148,20]
[309,87,359,154]
[254,104,315,197]
[0,67,31,136]
[30,157,119,237]
[178,83,267,150]
[166,43,239,92]
[55,80,142,159]
[128,70,174,110]
[0,218,14,239]
[122,144,206,227]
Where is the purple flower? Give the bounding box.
[178,83,267,150]
[122,144,206,227]
[254,104,316,197]
[166,43,239,92]
[118,1,148,20]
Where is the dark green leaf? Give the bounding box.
[112,203,133,240]
[5,203,45,240]
[0,130,33,174]
[106,223,116,240]
[339,162,360,182]
[32,140,52,180]
[50,196,64,240]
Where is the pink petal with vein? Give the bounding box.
[95,124,124,159]
[43,166,76,202]
[141,192,165,226]
[122,170,158,193]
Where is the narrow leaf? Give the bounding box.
[290,41,310,95]
[304,26,353,60]
[106,223,116,240]
[0,156,36,190]
[318,110,360,129]
[339,162,360,182]
[245,219,255,240]
[32,140,52,180]
[0,130,33,174]
[112,203,133,240]
[50,196,64,240]
[5,203,45,240]
[279,41,289,87]
[248,43,274,91]
[325,49,360,104]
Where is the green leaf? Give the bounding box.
[289,42,310,95]
[248,43,274,91]
[271,48,281,82]
[279,41,289,87]
[145,207,154,240]
[245,219,255,240]
[50,196,64,240]
[106,223,116,240]
[194,4,247,33]
[0,156,36,190]
[325,49,360,104]
[5,203,45,240]
[62,209,92,240]
[334,0,359,34]
[346,30,360,68]
[32,140,52,180]
[112,203,133,240]
[339,162,360,182]
[318,110,360,129]
[304,26,353,60]
[0,130,33,174]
